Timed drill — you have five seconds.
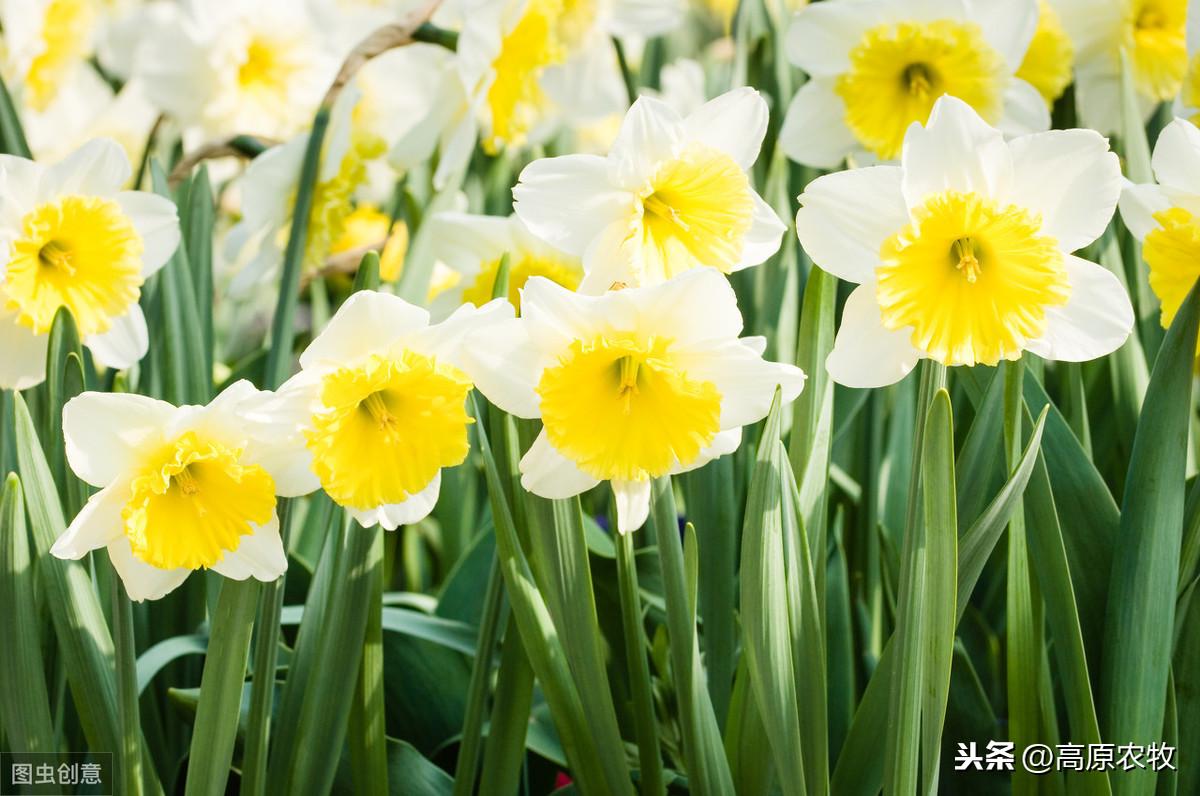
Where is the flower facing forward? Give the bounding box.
[513,89,785,292]
[796,96,1132,388]
[779,0,1049,168]
[260,291,513,530]
[0,139,180,389]
[1119,117,1200,338]
[1056,0,1186,134]
[467,269,805,533]
[51,383,310,601]
[428,211,582,317]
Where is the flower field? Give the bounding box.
[2,0,1200,794]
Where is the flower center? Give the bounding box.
[875,190,1068,367]
[305,352,474,509]
[238,34,301,98]
[485,0,568,153]
[461,252,582,313]
[1143,206,1200,330]
[1016,0,1075,105]
[1127,0,1187,101]
[122,432,276,570]
[25,0,95,111]
[836,20,1007,161]
[536,334,722,482]
[4,196,144,336]
[635,144,754,282]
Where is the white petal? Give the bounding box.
[1006,129,1121,252]
[238,375,323,496]
[0,307,48,390]
[632,267,744,345]
[406,297,516,371]
[1118,182,1172,240]
[428,212,514,276]
[971,0,1039,72]
[901,95,1013,207]
[462,316,544,419]
[85,304,148,370]
[681,88,769,170]
[210,513,287,581]
[608,96,684,188]
[114,191,181,276]
[1072,69,1123,136]
[826,282,922,388]
[51,484,126,559]
[43,138,130,197]
[63,391,174,487]
[1024,255,1134,362]
[736,193,787,270]
[997,79,1052,137]
[795,165,907,284]
[1151,117,1200,195]
[513,154,635,256]
[520,276,618,347]
[785,1,878,76]
[519,430,600,500]
[107,537,190,602]
[608,0,684,37]
[676,339,806,428]
[612,479,652,534]
[779,80,856,169]
[347,471,442,530]
[299,290,429,370]
[671,427,743,475]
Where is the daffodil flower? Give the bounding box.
[257,291,514,530]
[512,89,785,292]
[136,0,335,140]
[50,382,310,601]
[779,0,1049,168]
[1056,0,1186,134]
[1016,0,1076,107]
[1119,117,1200,335]
[466,269,805,533]
[1,0,97,114]
[0,139,181,390]
[796,95,1133,388]
[428,211,582,317]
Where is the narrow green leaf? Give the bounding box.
[616,526,664,795]
[0,70,32,158]
[452,558,505,796]
[44,308,88,517]
[478,621,535,795]
[1173,593,1200,796]
[349,524,388,796]
[0,474,55,752]
[1102,280,1200,796]
[182,165,216,378]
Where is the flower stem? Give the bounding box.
[616,527,664,795]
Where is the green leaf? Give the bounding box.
[44,308,88,517]
[0,70,32,158]
[181,165,216,378]
[1102,280,1200,795]
[0,474,55,752]
[1173,594,1200,796]
[478,621,536,795]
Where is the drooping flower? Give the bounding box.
[0,139,180,389]
[135,0,335,140]
[428,212,582,317]
[1119,117,1200,336]
[796,95,1132,388]
[512,89,785,292]
[255,291,514,530]
[466,269,805,533]
[1056,0,1186,134]
[779,0,1048,168]
[51,382,311,601]
[1017,0,1076,106]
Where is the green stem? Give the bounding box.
[452,556,505,796]
[612,37,638,106]
[112,574,142,796]
[184,578,260,796]
[349,524,388,796]
[616,528,664,796]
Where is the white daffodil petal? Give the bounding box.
[671,428,743,475]
[85,304,149,370]
[107,537,190,602]
[513,154,635,255]
[211,513,288,581]
[736,193,787,270]
[785,0,877,76]
[1007,129,1121,252]
[997,79,1052,137]
[348,472,442,531]
[63,391,174,487]
[115,191,181,276]
[520,430,601,500]
[1025,255,1134,362]
[1072,70,1123,136]
[970,0,1039,72]
[795,165,907,284]
[462,316,545,419]
[1151,118,1200,195]
[826,283,922,389]
[299,291,430,370]
[43,138,130,198]
[607,96,684,188]
[51,483,126,559]
[682,88,769,170]
[1118,182,1172,240]
[676,340,806,429]
[408,298,516,372]
[901,96,1013,207]
[0,309,48,390]
[633,268,744,345]
[613,479,653,534]
[779,80,856,170]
